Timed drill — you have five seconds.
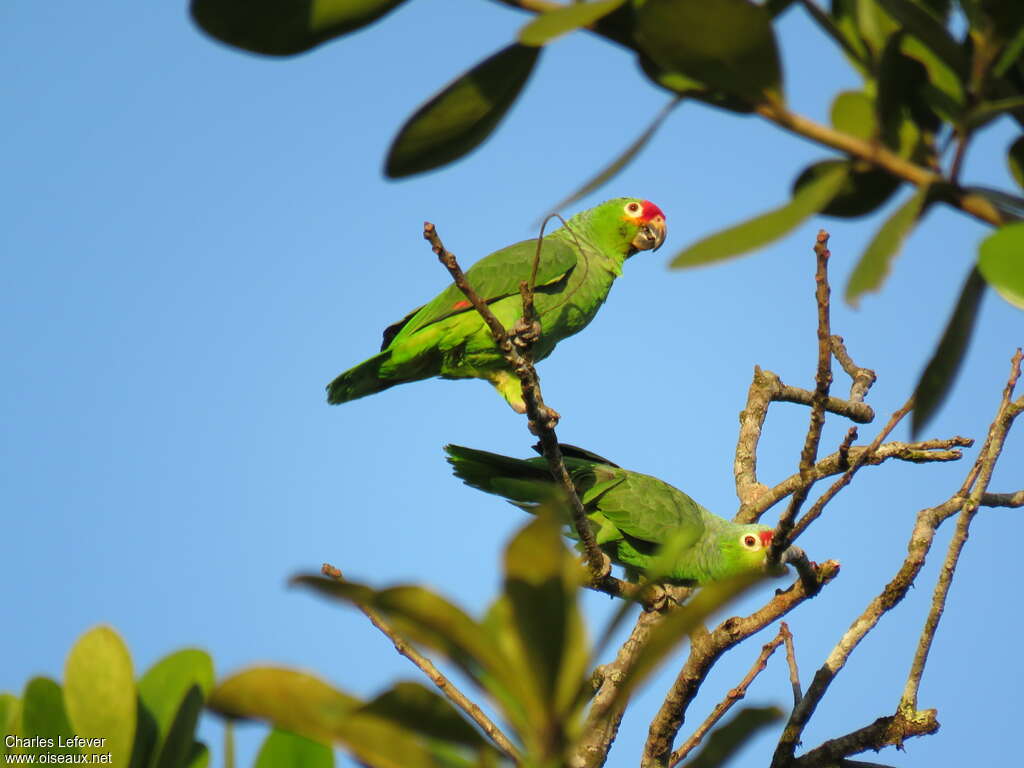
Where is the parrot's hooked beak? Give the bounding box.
[632,215,667,252]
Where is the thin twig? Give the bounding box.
[782,623,802,708]
[899,349,1023,712]
[786,399,915,543]
[669,625,788,767]
[830,336,876,403]
[321,564,521,762]
[771,232,834,563]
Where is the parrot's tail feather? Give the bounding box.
[327,351,399,404]
[444,444,558,505]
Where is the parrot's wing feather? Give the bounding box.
[384,237,578,345]
[595,474,706,550]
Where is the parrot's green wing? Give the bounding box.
[593,473,707,551]
[383,237,579,348]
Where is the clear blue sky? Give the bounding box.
[2,2,1021,766]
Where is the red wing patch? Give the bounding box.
[452,300,471,310]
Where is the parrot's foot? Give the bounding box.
[528,406,561,434]
[510,317,542,348]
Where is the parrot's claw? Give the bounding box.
[511,317,542,348]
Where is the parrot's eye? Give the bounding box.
[624,201,642,216]
[742,534,759,550]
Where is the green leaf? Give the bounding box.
[681,706,783,768]
[293,576,517,700]
[385,45,541,178]
[912,267,986,436]
[845,184,930,306]
[813,0,871,72]
[606,574,762,713]
[189,0,409,56]
[358,682,484,748]
[20,678,80,758]
[671,163,848,267]
[138,649,215,768]
[209,668,449,768]
[519,0,626,46]
[877,34,942,143]
[634,0,783,103]
[546,98,679,215]
[899,34,965,120]
[793,161,901,218]
[994,23,1024,77]
[979,221,1024,309]
[831,90,877,140]
[155,686,204,768]
[968,97,1024,129]
[875,0,966,75]
[1009,136,1024,190]
[185,743,209,768]
[503,513,588,722]
[255,729,334,768]
[64,626,136,768]
[0,694,20,758]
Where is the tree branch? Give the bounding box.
[641,561,840,767]
[423,222,625,592]
[320,564,521,762]
[668,624,789,767]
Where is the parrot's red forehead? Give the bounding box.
[759,530,773,548]
[639,200,665,221]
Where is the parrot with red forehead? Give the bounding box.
[327,197,667,412]
[445,443,780,585]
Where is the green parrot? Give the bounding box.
[327,198,667,412]
[445,443,785,585]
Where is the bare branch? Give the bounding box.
[981,489,1024,507]
[771,232,834,563]
[830,335,876,404]
[669,625,788,767]
[900,349,1024,712]
[782,623,802,708]
[320,564,520,761]
[794,709,939,768]
[642,561,840,767]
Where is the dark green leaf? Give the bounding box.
[875,0,966,75]
[813,0,871,71]
[671,163,848,267]
[635,0,783,103]
[978,221,1024,309]
[20,679,79,758]
[519,0,626,46]
[138,649,215,768]
[255,729,334,768]
[155,686,203,768]
[359,682,484,748]
[546,98,679,215]
[1008,136,1024,190]
[845,184,930,306]
[877,34,941,143]
[994,23,1024,77]
[190,0,409,56]
[385,45,541,178]
[968,97,1024,129]
[64,626,136,768]
[912,267,986,436]
[607,574,763,713]
[129,698,158,768]
[681,706,783,768]
[185,742,209,768]
[793,161,901,218]
[848,0,901,58]
[962,185,1024,221]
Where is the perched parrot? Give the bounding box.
[445,443,783,585]
[327,198,666,412]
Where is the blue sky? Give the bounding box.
[2,1,1021,766]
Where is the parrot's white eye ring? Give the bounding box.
[741,534,759,550]
[624,201,642,216]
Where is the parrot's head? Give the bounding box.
[716,525,776,580]
[583,197,667,257]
